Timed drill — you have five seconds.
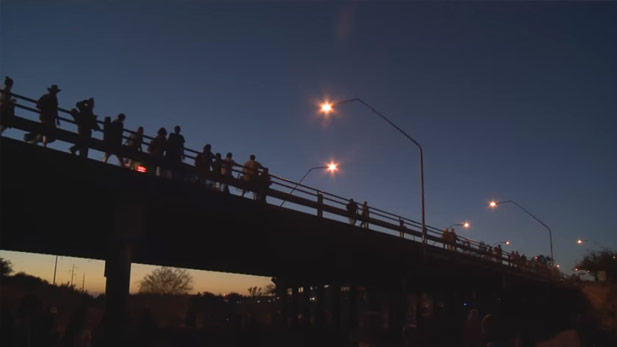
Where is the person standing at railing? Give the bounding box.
[256,168,272,202]
[102,113,126,165]
[359,201,369,228]
[441,228,450,249]
[195,144,213,188]
[69,98,100,158]
[346,199,358,225]
[0,76,16,135]
[445,228,457,251]
[241,154,264,199]
[30,84,61,147]
[148,127,167,176]
[124,126,144,169]
[494,244,502,264]
[220,152,238,194]
[166,125,185,179]
[211,152,223,189]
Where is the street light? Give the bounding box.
[320,98,427,244]
[576,239,602,248]
[493,240,511,247]
[489,200,554,266]
[449,222,471,230]
[280,162,338,207]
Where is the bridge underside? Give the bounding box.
[2,137,547,290]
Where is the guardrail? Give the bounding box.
[0,89,558,280]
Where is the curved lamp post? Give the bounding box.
[280,163,337,207]
[489,200,554,266]
[321,98,427,244]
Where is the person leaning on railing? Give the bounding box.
[0,76,16,135]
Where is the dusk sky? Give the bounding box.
[1,1,616,294]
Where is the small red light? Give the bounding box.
[136,165,147,173]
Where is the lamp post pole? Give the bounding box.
[490,200,554,266]
[280,166,327,207]
[327,98,427,245]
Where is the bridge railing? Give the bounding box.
[1,90,556,280]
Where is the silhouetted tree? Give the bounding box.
[576,249,617,282]
[138,267,193,295]
[0,257,13,278]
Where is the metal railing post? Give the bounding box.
[399,218,405,239]
[317,193,323,218]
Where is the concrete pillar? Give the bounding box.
[104,203,143,346]
[303,285,311,327]
[331,284,341,329]
[349,285,358,330]
[315,284,326,327]
[291,286,300,327]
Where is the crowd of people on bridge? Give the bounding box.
[0,79,272,201]
[0,78,556,276]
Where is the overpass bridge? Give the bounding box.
[0,90,576,344]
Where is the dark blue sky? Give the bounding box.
[2,1,616,275]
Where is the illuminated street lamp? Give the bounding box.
[280,162,338,207]
[321,98,427,245]
[449,222,471,230]
[489,200,554,266]
[576,239,602,248]
[493,240,511,247]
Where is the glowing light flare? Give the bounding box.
[136,165,147,173]
[556,264,560,268]
[326,162,338,173]
[489,201,498,208]
[463,222,470,229]
[577,239,583,245]
[574,268,578,271]
[505,241,511,246]
[320,102,333,114]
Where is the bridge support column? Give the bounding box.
[303,285,311,327]
[104,203,143,346]
[331,284,341,330]
[291,286,300,328]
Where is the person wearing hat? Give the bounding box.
[0,76,16,134]
[32,84,61,146]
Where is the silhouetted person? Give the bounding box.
[166,125,185,178]
[0,76,16,134]
[102,113,125,165]
[220,152,238,193]
[148,127,167,176]
[256,167,272,202]
[494,244,503,264]
[195,144,213,187]
[241,154,264,198]
[359,201,369,228]
[442,228,450,249]
[69,98,100,158]
[346,198,358,225]
[31,84,61,146]
[449,228,458,251]
[124,126,144,169]
[211,152,223,189]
